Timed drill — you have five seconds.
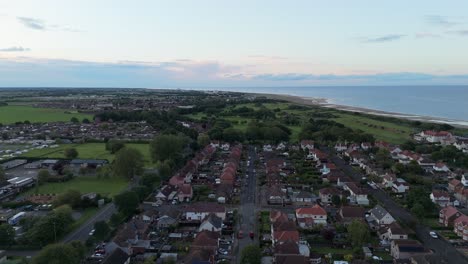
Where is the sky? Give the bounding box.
[1,0,468,88]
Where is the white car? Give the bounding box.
[218,248,228,255]
[429,231,438,239]
[89,229,95,236]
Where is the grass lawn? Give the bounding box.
[0,105,92,124]
[312,247,353,255]
[333,113,415,144]
[23,176,128,197]
[69,207,99,231]
[22,142,154,167]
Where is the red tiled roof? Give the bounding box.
[295,204,326,216]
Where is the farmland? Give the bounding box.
[0,105,92,124]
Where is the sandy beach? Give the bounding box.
[256,93,468,129]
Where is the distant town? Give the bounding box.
[1,88,468,264]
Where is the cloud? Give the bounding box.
[415,32,441,38]
[425,15,458,27]
[362,34,406,43]
[1,57,468,87]
[447,30,468,36]
[0,46,30,52]
[17,17,46,30]
[17,16,81,32]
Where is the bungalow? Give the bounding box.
[392,178,410,193]
[295,204,327,228]
[199,213,223,233]
[381,222,408,241]
[430,190,451,207]
[368,205,395,227]
[319,187,341,205]
[300,140,314,151]
[391,239,428,260]
[433,162,450,172]
[344,182,369,206]
[183,202,226,221]
[155,185,177,201]
[157,211,179,229]
[337,206,366,225]
[439,206,463,227]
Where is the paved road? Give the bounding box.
[323,146,468,264]
[237,145,258,263]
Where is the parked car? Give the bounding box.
[429,231,438,239]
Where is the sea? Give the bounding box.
[191,86,468,123]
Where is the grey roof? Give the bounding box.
[204,213,223,229]
[70,159,108,165]
[369,205,389,220]
[103,248,130,264]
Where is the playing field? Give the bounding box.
[0,105,92,124]
[22,142,153,166]
[23,176,128,197]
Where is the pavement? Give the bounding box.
[237,145,259,263]
[323,146,468,264]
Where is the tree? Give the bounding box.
[93,221,110,240]
[113,147,144,179]
[33,243,83,264]
[347,220,370,248]
[197,133,211,147]
[0,166,5,184]
[331,194,341,206]
[411,203,425,221]
[150,134,188,163]
[64,148,78,159]
[37,169,50,184]
[27,205,74,246]
[70,117,79,123]
[82,118,90,124]
[140,173,161,188]
[156,160,172,180]
[114,191,139,216]
[240,245,261,264]
[106,140,125,154]
[53,189,82,208]
[0,224,15,247]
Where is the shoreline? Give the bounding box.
[254,92,468,129]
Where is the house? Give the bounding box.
[157,208,179,229]
[192,230,220,252]
[183,249,214,264]
[381,222,408,241]
[334,143,347,152]
[319,187,341,205]
[272,220,300,246]
[183,202,226,221]
[439,206,463,227]
[300,140,314,151]
[337,206,366,225]
[270,210,289,224]
[102,248,130,264]
[391,239,428,260]
[368,205,395,226]
[155,185,177,201]
[198,213,223,233]
[453,215,468,240]
[293,191,317,205]
[392,178,410,193]
[344,182,369,205]
[268,186,288,205]
[177,184,193,202]
[417,130,453,143]
[361,142,372,150]
[382,173,397,188]
[430,190,451,207]
[274,240,309,264]
[295,204,327,228]
[433,162,450,172]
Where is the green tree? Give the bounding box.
[82,118,90,124]
[156,160,172,180]
[106,140,126,154]
[64,148,78,159]
[33,243,83,264]
[197,133,211,147]
[112,147,144,179]
[240,245,261,264]
[347,220,370,248]
[27,205,74,245]
[114,191,139,216]
[53,189,82,208]
[70,117,79,123]
[93,221,110,240]
[0,166,5,184]
[411,203,425,221]
[0,224,15,247]
[331,194,341,207]
[150,134,188,163]
[37,169,50,184]
[140,173,161,188]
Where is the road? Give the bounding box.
[323,146,468,264]
[237,145,258,263]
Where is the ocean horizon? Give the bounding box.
[188,86,468,122]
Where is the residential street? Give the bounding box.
[323,146,468,264]
[237,145,258,263]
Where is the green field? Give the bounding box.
[23,176,128,197]
[333,113,415,144]
[0,105,92,124]
[22,142,154,166]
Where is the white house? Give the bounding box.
[392,178,410,193]
[430,190,451,207]
[300,140,314,151]
[433,162,450,172]
[344,182,369,206]
[368,205,395,226]
[334,143,347,152]
[295,205,327,228]
[184,202,226,221]
[198,213,223,233]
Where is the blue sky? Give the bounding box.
[1,0,468,87]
